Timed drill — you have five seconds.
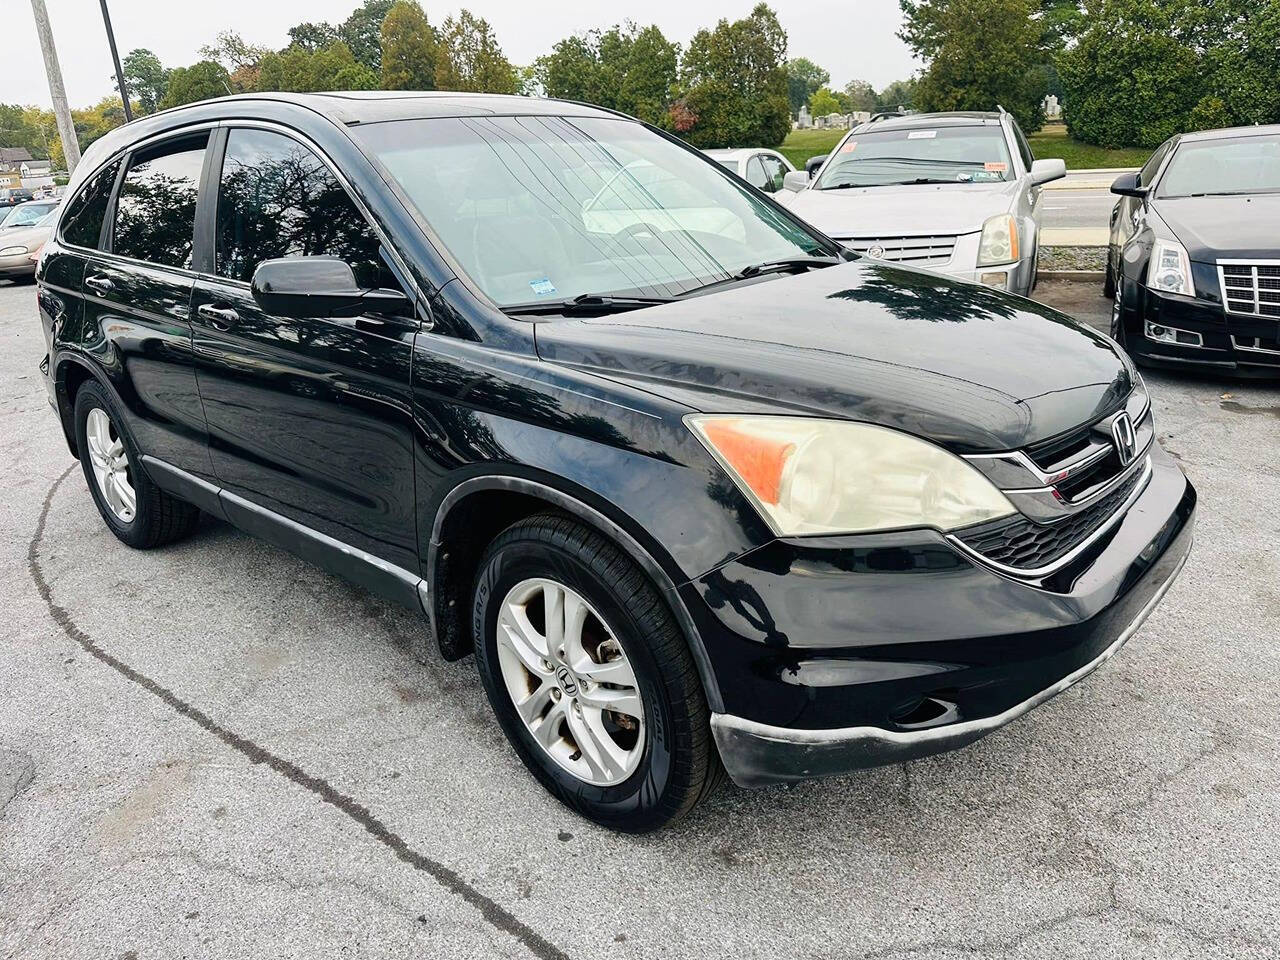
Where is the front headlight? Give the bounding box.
[1147,238,1193,296]
[688,416,1015,536]
[0,245,28,257]
[977,214,1020,267]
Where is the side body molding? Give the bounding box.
[426,475,725,714]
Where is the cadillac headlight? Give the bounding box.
[1147,238,1193,296]
[0,245,28,257]
[688,416,1015,536]
[977,214,1020,267]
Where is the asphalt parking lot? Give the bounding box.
[1,277,1277,960]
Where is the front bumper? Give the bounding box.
[687,443,1195,788]
[1127,284,1280,375]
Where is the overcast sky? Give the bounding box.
[4,0,918,109]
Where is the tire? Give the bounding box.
[73,380,200,549]
[1110,277,1127,347]
[1103,257,1116,299]
[472,513,725,832]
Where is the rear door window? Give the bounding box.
[759,154,787,192]
[59,159,121,250]
[744,155,769,190]
[112,134,208,269]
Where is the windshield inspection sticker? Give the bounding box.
[984,161,1008,172]
[907,130,937,139]
[529,277,558,297]
[840,141,857,153]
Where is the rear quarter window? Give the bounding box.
[59,159,121,250]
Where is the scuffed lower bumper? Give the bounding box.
[709,514,1193,789]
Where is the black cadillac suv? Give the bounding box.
[35,93,1195,831]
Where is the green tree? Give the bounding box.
[257,43,378,93]
[876,78,917,111]
[841,80,877,113]
[535,23,677,125]
[118,49,168,115]
[380,1,437,90]
[435,10,518,94]
[785,57,829,116]
[808,87,842,118]
[288,22,341,51]
[199,31,270,72]
[1058,0,1200,147]
[900,0,1047,131]
[340,0,398,72]
[678,4,791,148]
[159,61,231,109]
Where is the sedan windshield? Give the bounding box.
[0,201,58,228]
[354,116,827,308]
[815,125,1014,189]
[1158,134,1280,198]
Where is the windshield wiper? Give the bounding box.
[678,255,843,296]
[503,293,674,317]
[821,177,961,190]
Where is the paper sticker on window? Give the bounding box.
[529,278,557,297]
[984,162,1008,172]
[907,130,937,139]
[840,141,857,153]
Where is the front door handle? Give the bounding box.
[197,303,239,331]
[85,275,114,296]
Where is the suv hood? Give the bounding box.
[1156,195,1280,262]
[534,261,1131,453]
[779,180,1019,239]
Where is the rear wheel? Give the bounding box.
[472,513,724,832]
[73,381,200,548]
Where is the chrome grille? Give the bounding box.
[1218,261,1280,318]
[843,235,957,266]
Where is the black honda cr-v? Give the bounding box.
[35,93,1195,831]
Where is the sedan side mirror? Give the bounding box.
[805,155,826,180]
[251,256,412,319]
[1030,158,1066,186]
[782,170,809,192]
[1110,172,1148,198]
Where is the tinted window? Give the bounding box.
[60,159,120,249]
[1157,134,1280,198]
[1011,123,1034,171]
[216,128,390,288]
[113,136,207,268]
[1138,141,1171,188]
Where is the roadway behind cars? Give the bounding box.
[0,277,1276,959]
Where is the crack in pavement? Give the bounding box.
[26,464,569,960]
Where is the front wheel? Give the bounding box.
[1110,278,1127,347]
[472,513,724,832]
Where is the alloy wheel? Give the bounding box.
[85,407,136,522]
[495,577,645,786]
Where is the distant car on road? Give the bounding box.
[702,148,794,194]
[0,210,55,282]
[776,111,1065,297]
[1106,124,1280,375]
[0,187,35,209]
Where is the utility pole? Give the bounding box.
[29,0,81,174]
[99,0,133,123]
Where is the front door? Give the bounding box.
[191,126,419,571]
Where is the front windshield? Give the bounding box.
[355,116,826,307]
[1158,135,1280,198]
[814,124,1015,189]
[1,202,57,228]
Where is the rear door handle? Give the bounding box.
[85,275,114,296]
[197,303,239,330]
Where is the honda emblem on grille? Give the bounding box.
[1111,411,1137,466]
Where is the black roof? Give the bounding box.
[154,91,625,126]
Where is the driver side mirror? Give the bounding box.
[1110,172,1148,198]
[805,155,826,179]
[251,256,412,320]
[1030,158,1066,186]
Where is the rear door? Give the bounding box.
[190,125,419,571]
[81,131,214,481]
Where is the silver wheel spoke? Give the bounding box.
[542,582,565,654]
[566,706,629,782]
[561,589,589,665]
[574,652,636,688]
[513,679,556,725]
[84,407,136,522]
[576,683,643,720]
[529,700,567,750]
[497,605,552,678]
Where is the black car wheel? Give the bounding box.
[472,513,724,832]
[1103,256,1116,299]
[73,381,201,548]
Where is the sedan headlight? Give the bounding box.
[977,214,1020,267]
[688,416,1015,536]
[1147,238,1193,296]
[0,245,28,257]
